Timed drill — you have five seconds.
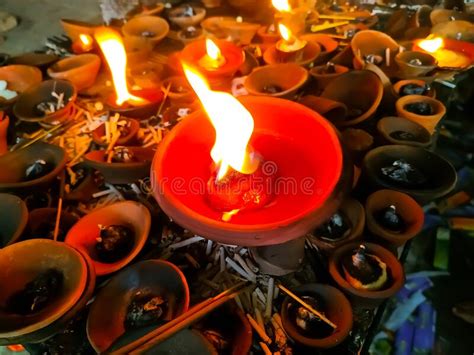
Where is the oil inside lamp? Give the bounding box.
[198,39,227,71]
[94,27,147,107]
[276,23,307,53]
[183,64,276,218]
[417,36,471,68]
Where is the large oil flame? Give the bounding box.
[272,0,291,12]
[182,63,258,180]
[278,23,293,42]
[418,36,443,53]
[94,27,144,106]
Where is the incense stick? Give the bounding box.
[310,21,349,33]
[277,284,337,329]
[53,171,66,242]
[156,82,172,118]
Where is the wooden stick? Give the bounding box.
[53,171,66,242]
[247,313,271,344]
[319,14,356,20]
[311,21,349,33]
[277,284,337,329]
[156,82,171,117]
[110,282,249,354]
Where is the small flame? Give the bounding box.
[418,36,443,53]
[182,63,258,180]
[272,0,291,12]
[206,38,223,62]
[94,27,144,106]
[79,34,92,46]
[278,23,293,42]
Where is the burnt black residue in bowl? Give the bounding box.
[404,102,433,116]
[315,211,352,241]
[125,290,168,330]
[399,83,428,96]
[95,224,135,263]
[375,205,405,233]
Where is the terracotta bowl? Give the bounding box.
[87,260,190,352]
[0,239,87,340]
[122,16,170,47]
[244,63,308,99]
[83,147,155,185]
[9,53,58,72]
[0,142,66,193]
[257,26,280,45]
[130,62,165,90]
[195,303,252,355]
[106,89,164,120]
[430,9,470,26]
[301,34,339,64]
[160,76,195,103]
[393,79,435,98]
[64,163,101,202]
[298,95,348,123]
[2,247,96,345]
[0,65,42,107]
[395,94,446,134]
[377,116,432,148]
[395,51,437,78]
[351,30,400,70]
[47,54,101,92]
[91,118,140,147]
[309,64,350,92]
[0,193,28,248]
[177,27,205,45]
[27,208,79,242]
[329,242,405,308]
[136,3,165,17]
[263,41,321,67]
[201,17,259,45]
[168,5,206,29]
[60,19,98,42]
[362,145,457,203]
[321,70,383,127]
[341,128,374,162]
[366,189,424,247]
[13,80,77,125]
[308,198,365,254]
[65,201,151,276]
[281,284,353,348]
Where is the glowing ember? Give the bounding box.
[272,0,291,12]
[94,27,145,106]
[183,64,258,180]
[277,23,307,52]
[79,34,93,47]
[417,36,471,68]
[418,37,443,53]
[198,38,226,70]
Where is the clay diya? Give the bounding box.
[87,260,190,352]
[180,39,245,87]
[308,198,365,254]
[341,128,374,163]
[257,25,280,45]
[263,40,321,67]
[0,65,42,107]
[201,17,260,45]
[377,116,432,148]
[244,63,308,99]
[395,94,446,134]
[122,16,170,48]
[432,21,474,43]
[0,142,66,193]
[64,164,101,202]
[152,95,351,246]
[393,79,435,98]
[9,53,58,72]
[84,146,154,185]
[395,51,437,78]
[321,70,383,127]
[13,80,77,126]
[366,189,424,247]
[24,191,52,211]
[168,4,206,29]
[298,95,348,123]
[0,239,87,341]
[160,76,195,103]
[362,145,457,203]
[194,303,252,355]
[47,54,101,92]
[0,112,8,155]
[92,118,140,147]
[301,34,339,64]
[413,36,474,69]
[281,284,353,348]
[309,63,349,93]
[65,200,151,276]
[177,26,205,45]
[136,2,165,17]
[351,30,400,70]
[27,208,79,242]
[60,19,98,42]
[430,9,470,26]
[162,101,202,124]
[0,193,28,248]
[106,88,164,120]
[329,242,405,308]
